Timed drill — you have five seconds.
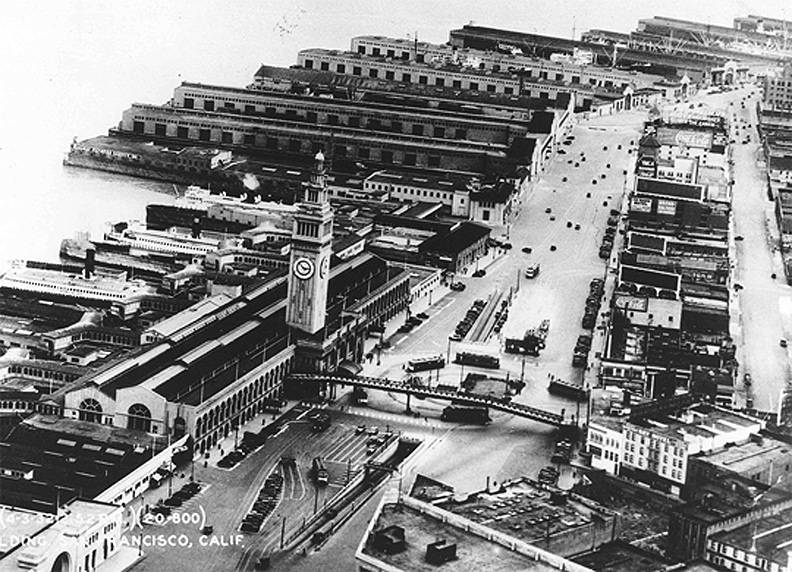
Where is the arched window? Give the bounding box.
[127,403,152,432]
[78,398,103,423]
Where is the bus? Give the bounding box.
[441,405,491,425]
[312,457,329,486]
[455,352,500,369]
[406,355,446,373]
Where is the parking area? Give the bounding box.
[127,407,396,572]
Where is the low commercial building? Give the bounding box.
[429,476,620,558]
[356,488,593,572]
[363,170,474,217]
[707,504,792,572]
[0,415,186,512]
[668,470,792,561]
[418,221,490,274]
[469,180,516,226]
[687,434,792,490]
[769,155,792,185]
[0,499,129,572]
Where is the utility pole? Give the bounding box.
[313,486,319,515]
[280,516,286,549]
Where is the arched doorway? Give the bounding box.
[78,398,103,423]
[127,403,152,432]
[50,552,71,572]
[173,417,187,438]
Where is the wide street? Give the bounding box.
[665,83,792,411]
[364,109,645,424]
[125,109,647,572]
[725,88,792,411]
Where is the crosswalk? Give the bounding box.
[343,406,444,428]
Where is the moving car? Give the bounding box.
[525,263,540,278]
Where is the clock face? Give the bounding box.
[319,255,330,279]
[293,257,315,280]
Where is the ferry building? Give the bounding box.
[45,152,409,456]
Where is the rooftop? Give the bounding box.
[360,493,591,572]
[694,436,791,475]
[629,404,762,441]
[419,222,490,256]
[366,170,474,193]
[433,477,614,547]
[252,65,574,112]
[711,503,792,565]
[572,541,672,572]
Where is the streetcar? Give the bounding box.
[406,355,446,373]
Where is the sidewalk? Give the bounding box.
[200,400,305,470]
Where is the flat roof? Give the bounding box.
[0,506,55,556]
[572,541,671,572]
[142,294,233,339]
[362,501,563,572]
[695,437,791,475]
[366,170,473,193]
[629,404,761,441]
[435,477,613,545]
[712,504,792,565]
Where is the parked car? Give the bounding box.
[522,246,532,254]
[472,269,486,278]
[781,339,788,348]
[450,282,466,291]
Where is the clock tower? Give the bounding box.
[286,151,333,334]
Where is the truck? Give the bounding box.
[441,405,491,425]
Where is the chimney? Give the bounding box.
[191,217,202,239]
[84,248,95,279]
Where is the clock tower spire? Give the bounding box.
[286,151,333,334]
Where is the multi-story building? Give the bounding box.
[620,405,763,495]
[764,62,792,112]
[588,403,764,496]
